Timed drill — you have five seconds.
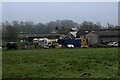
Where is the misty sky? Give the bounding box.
[2,2,118,26]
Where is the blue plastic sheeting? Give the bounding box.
[58,39,81,46]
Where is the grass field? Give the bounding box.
[2,48,119,78]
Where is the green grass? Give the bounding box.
[2,48,119,78]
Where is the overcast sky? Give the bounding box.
[2,2,118,26]
[1,0,119,2]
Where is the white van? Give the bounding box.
[107,42,119,47]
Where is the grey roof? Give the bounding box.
[76,30,87,36]
[94,30,120,37]
[77,29,120,37]
[86,32,99,37]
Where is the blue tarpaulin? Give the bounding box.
[58,39,81,47]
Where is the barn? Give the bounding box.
[76,28,120,45]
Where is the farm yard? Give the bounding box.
[1,2,120,79]
[2,48,119,78]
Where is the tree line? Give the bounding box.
[2,20,119,42]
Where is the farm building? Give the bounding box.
[19,28,120,47]
[19,33,60,42]
[65,28,78,39]
[94,29,120,43]
[85,32,98,46]
[76,29,120,43]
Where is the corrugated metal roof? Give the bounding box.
[77,29,120,37]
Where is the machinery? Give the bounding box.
[33,37,88,48]
[33,38,58,48]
